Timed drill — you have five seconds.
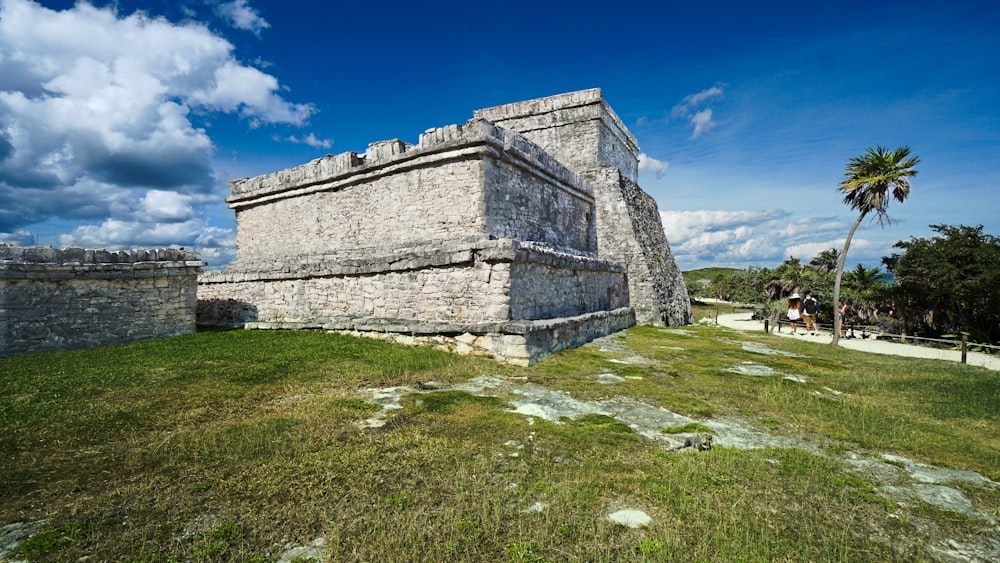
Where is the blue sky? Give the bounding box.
[1,0,997,270]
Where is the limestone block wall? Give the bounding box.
[197,89,690,363]
[0,246,205,357]
[474,88,639,184]
[476,89,691,326]
[228,119,597,261]
[482,158,596,255]
[198,238,632,365]
[352,306,634,367]
[198,238,628,328]
[587,169,692,326]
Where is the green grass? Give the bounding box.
[2,323,998,561]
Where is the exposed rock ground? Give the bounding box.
[352,329,999,562]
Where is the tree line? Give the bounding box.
[691,224,1000,345]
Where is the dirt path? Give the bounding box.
[715,312,1000,371]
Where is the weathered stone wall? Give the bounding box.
[474,88,639,183]
[229,120,597,261]
[199,238,631,365]
[1,246,204,357]
[199,238,628,327]
[475,89,691,326]
[199,89,688,364]
[587,169,692,325]
[345,307,634,367]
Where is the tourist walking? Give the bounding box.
[787,293,802,335]
[802,290,820,335]
[874,303,894,337]
[838,301,847,338]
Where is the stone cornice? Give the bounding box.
[0,246,204,279]
[473,88,639,153]
[199,237,622,284]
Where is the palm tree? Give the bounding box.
[773,257,805,293]
[846,263,883,299]
[841,264,884,306]
[831,146,919,345]
[841,263,887,324]
[810,248,840,274]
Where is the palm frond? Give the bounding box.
[837,145,919,224]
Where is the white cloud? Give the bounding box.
[672,86,724,117]
[216,0,270,35]
[637,153,669,178]
[689,109,714,138]
[139,190,196,222]
[0,0,316,263]
[187,61,314,126]
[662,209,788,241]
[282,133,334,149]
[671,85,725,139]
[59,216,236,267]
[0,229,34,246]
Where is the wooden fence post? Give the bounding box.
[962,335,968,364]
[764,319,769,333]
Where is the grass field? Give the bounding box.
[2,308,998,561]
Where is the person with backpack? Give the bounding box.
[874,302,894,337]
[802,290,820,335]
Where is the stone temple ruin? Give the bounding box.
[198,89,691,364]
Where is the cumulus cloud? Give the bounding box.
[216,0,270,35]
[59,215,237,265]
[139,190,196,222]
[59,218,236,261]
[10,186,240,264]
[186,61,313,126]
[0,0,315,265]
[662,209,788,241]
[0,178,133,232]
[660,209,890,270]
[671,85,725,139]
[0,229,34,246]
[637,153,669,178]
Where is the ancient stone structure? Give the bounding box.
[0,245,204,357]
[475,90,691,326]
[198,89,690,364]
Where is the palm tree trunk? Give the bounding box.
[831,212,867,345]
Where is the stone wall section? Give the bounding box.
[199,238,632,365]
[346,307,634,367]
[587,169,693,326]
[229,120,597,261]
[199,238,628,327]
[474,88,639,183]
[1,246,204,357]
[474,89,691,326]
